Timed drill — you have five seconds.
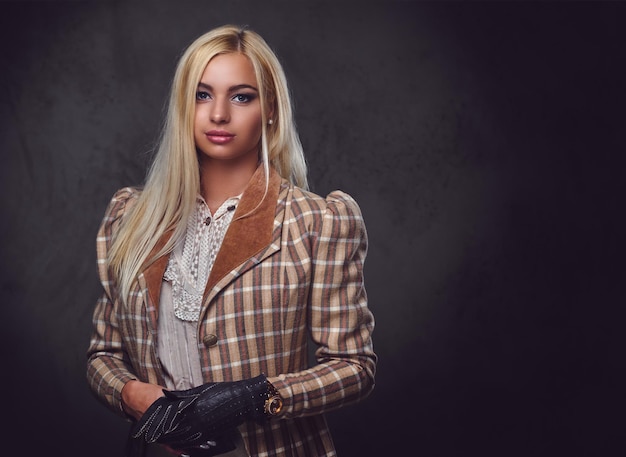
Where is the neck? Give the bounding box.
[199,152,259,213]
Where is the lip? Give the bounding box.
[205,130,235,145]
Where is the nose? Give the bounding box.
[210,98,230,124]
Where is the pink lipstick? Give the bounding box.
[206,130,235,145]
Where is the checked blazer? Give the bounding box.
[86,165,377,457]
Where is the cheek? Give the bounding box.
[254,118,263,137]
[248,113,263,139]
[194,107,206,135]
[193,110,204,145]
[194,106,203,129]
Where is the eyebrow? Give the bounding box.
[197,82,258,92]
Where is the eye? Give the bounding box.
[232,93,255,103]
[196,90,211,101]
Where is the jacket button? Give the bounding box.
[203,333,218,347]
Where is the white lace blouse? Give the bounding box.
[157,195,240,391]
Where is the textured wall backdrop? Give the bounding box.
[1,1,624,456]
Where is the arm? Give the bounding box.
[268,190,377,417]
[86,188,147,417]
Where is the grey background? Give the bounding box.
[1,1,623,456]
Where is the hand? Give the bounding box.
[121,380,166,420]
[183,373,270,438]
[126,382,239,456]
[127,375,272,454]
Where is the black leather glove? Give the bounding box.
[187,373,269,436]
[127,374,274,456]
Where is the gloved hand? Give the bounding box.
[188,373,270,437]
[127,374,273,456]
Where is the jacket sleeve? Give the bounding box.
[270,190,377,417]
[86,187,139,417]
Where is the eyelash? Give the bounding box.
[195,91,256,104]
[232,94,254,103]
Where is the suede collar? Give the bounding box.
[141,165,281,311]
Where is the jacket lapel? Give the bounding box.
[204,165,281,298]
[139,164,282,315]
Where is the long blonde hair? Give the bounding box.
[108,25,307,303]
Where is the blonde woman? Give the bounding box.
[86,25,377,457]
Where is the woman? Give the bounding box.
[86,24,377,457]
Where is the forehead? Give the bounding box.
[199,52,258,87]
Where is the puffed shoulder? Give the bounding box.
[102,187,141,222]
[324,190,365,219]
[97,187,142,241]
[318,190,367,243]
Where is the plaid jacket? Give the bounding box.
[86,166,377,457]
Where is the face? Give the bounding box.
[194,53,264,164]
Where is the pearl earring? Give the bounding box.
[268,119,273,125]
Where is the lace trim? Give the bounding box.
[164,196,239,321]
